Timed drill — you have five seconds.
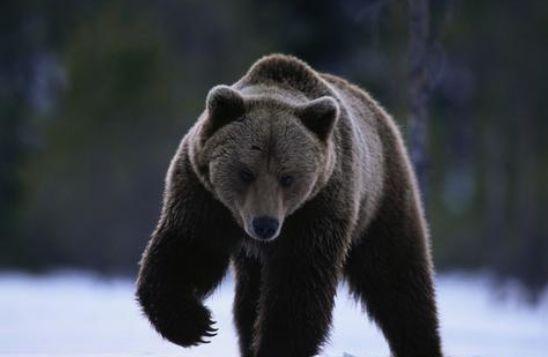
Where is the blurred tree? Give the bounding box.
[407,0,431,197]
[0,1,32,265]
[21,1,180,272]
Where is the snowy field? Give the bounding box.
[0,272,547,357]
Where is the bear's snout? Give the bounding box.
[252,216,279,240]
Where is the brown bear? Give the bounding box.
[136,54,442,357]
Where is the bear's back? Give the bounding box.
[236,54,333,99]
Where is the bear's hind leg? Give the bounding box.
[233,250,262,357]
[253,215,350,357]
[343,203,442,357]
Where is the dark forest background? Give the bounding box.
[1,0,546,300]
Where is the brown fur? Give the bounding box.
[136,54,442,357]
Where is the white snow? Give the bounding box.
[0,271,546,357]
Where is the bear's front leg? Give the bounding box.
[253,216,349,357]
[136,154,241,347]
[343,188,443,357]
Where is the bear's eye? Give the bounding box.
[239,168,255,183]
[279,175,294,188]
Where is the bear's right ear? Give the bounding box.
[201,85,245,140]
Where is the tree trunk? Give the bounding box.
[0,2,33,260]
[408,0,431,200]
[514,106,543,301]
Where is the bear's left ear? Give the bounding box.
[295,96,339,141]
[202,85,245,140]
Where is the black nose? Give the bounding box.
[252,216,279,240]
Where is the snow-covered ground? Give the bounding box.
[0,272,547,357]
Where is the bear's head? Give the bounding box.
[191,85,339,241]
